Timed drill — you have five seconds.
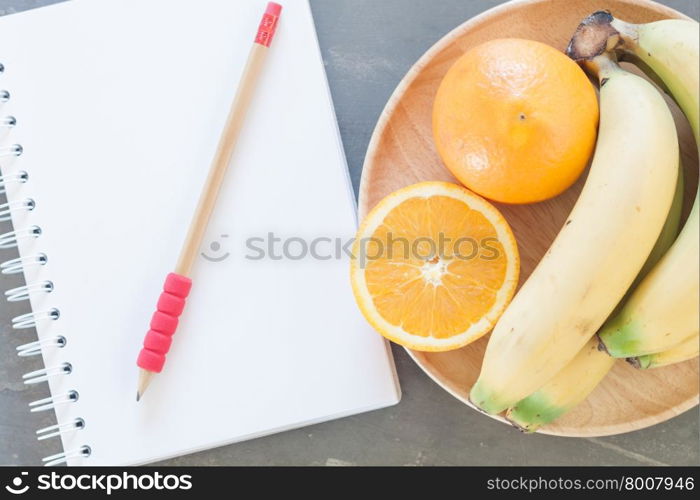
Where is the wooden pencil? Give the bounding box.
[136,2,282,401]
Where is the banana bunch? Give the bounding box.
[470,11,699,420]
[506,159,688,432]
[597,15,700,360]
[508,162,685,432]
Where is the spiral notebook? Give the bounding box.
[0,0,399,465]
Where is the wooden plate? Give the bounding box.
[359,0,699,436]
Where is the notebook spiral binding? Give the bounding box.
[1,62,90,466]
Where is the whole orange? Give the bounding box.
[432,38,599,204]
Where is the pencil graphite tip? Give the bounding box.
[137,369,154,402]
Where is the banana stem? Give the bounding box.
[565,12,625,83]
[610,18,640,45]
[589,54,625,82]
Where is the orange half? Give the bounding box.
[351,182,519,352]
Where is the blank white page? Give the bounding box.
[0,0,399,465]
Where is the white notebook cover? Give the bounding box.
[0,0,399,465]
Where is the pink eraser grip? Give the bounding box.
[150,311,178,335]
[137,273,192,373]
[163,273,192,297]
[157,292,186,316]
[255,2,282,47]
[137,349,165,373]
[143,330,173,354]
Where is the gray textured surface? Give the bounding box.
[1,0,699,466]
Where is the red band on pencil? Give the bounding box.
[255,2,282,47]
[137,273,192,373]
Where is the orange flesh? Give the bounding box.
[364,196,507,338]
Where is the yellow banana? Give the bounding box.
[626,163,685,297]
[506,164,684,432]
[469,45,679,414]
[595,14,700,358]
[505,14,698,429]
[629,334,699,370]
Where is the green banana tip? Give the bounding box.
[467,394,491,416]
[626,356,652,369]
[596,319,644,358]
[626,356,642,369]
[505,412,536,434]
[595,333,612,356]
[469,381,508,415]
